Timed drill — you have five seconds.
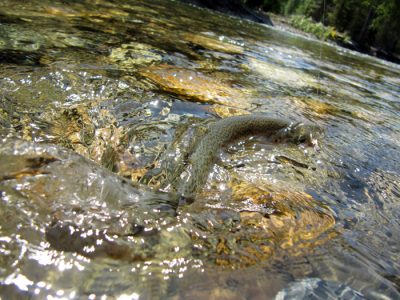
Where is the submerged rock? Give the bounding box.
[248,57,318,89]
[0,139,179,262]
[207,104,250,118]
[290,96,371,121]
[39,103,125,171]
[182,181,335,268]
[108,42,164,70]
[235,183,335,244]
[140,64,251,109]
[183,33,244,55]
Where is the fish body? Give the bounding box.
[179,115,320,202]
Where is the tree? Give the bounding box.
[371,0,400,52]
[242,0,400,58]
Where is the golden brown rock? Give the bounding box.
[234,183,335,245]
[208,104,250,118]
[290,96,370,121]
[42,104,125,172]
[108,43,163,70]
[183,33,244,55]
[191,180,336,268]
[140,65,250,109]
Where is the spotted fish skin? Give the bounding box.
[180,115,320,201]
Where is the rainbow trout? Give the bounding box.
[179,115,320,203]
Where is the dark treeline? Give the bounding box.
[245,0,400,61]
[180,0,273,24]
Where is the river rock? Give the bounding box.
[183,33,244,54]
[108,42,164,70]
[248,57,318,89]
[198,181,335,267]
[140,64,251,109]
[0,139,179,261]
[208,104,250,117]
[40,103,125,172]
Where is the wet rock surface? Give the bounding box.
[183,33,244,55]
[107,42,164,70]
[0,139,179,260]
[141,64,251,109]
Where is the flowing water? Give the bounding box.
[0,0,400,299]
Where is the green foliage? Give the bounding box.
[289,15,350,43]
[283,0,300,15]
[290,15,325,38]
[295,0,324,20]
[371,0,400,51]
[327,0,355,31]
[253,0,399,56]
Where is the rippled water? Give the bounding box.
[1,0,400,299]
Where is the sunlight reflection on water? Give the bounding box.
[0,0,400,298]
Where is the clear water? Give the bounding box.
[0,0,399,299]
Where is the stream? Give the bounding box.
[0,0,400,299]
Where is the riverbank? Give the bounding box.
[267,14,354,51]
[178,0,400,64]
[268,13,400,64]
[268,13,317,39]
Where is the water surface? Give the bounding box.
[0,0,400,299]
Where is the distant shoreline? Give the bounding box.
[267,13,400,65]
[178,0,399,65]
[268,14,316,40]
